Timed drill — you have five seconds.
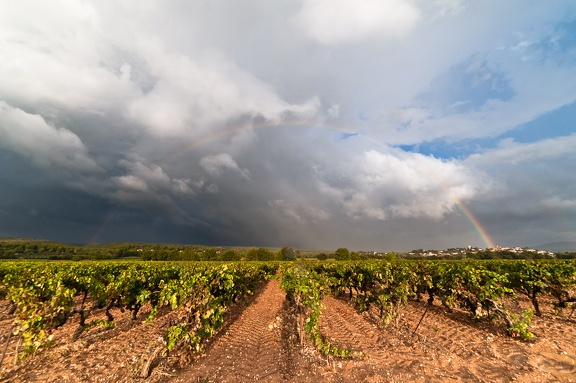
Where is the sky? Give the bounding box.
[1,0,576,251]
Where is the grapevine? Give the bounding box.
[0,261,277,359]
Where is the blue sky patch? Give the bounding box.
[398,100,576,159]
[418,56,515,114]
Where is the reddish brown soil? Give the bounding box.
[168,279,298,382]
[1,280,576,382]
[318,295,576,382]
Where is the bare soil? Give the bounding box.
[1,279,576,382]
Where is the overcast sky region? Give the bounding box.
[1,0,576,251]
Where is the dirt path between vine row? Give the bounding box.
[168,278,323,383]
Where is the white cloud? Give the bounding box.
[126,41,321,137]
[467,134,576,166]
[0,1,137,113]
[316,148,484,220]
[111,155,197,197]
[294,0,420,44]
[0,1,322,140]
[0,101,101,174]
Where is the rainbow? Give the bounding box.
[87,207,117,245]
[159,120,358,165]
[452,198,496,249]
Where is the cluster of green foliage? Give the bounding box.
[280,263,354,357]
[485,260,576,317]
[0,261,278,358]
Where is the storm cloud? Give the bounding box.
[1,0,576,250]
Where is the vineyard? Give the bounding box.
[0,259,576,382]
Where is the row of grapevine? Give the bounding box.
[0,261,277,359]
[280,263,354,357]
[280,259,576,354]
[484,260,576,315]
[2,259,575,361]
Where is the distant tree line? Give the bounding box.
[555,252,576,259]
[140,247,290,261]
[0,241,392,262]
[0,241,118,260]
[0,241,297,261]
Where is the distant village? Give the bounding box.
[356,245,556,260]
[403,246,555,259]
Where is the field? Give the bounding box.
[0,260,575,382]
